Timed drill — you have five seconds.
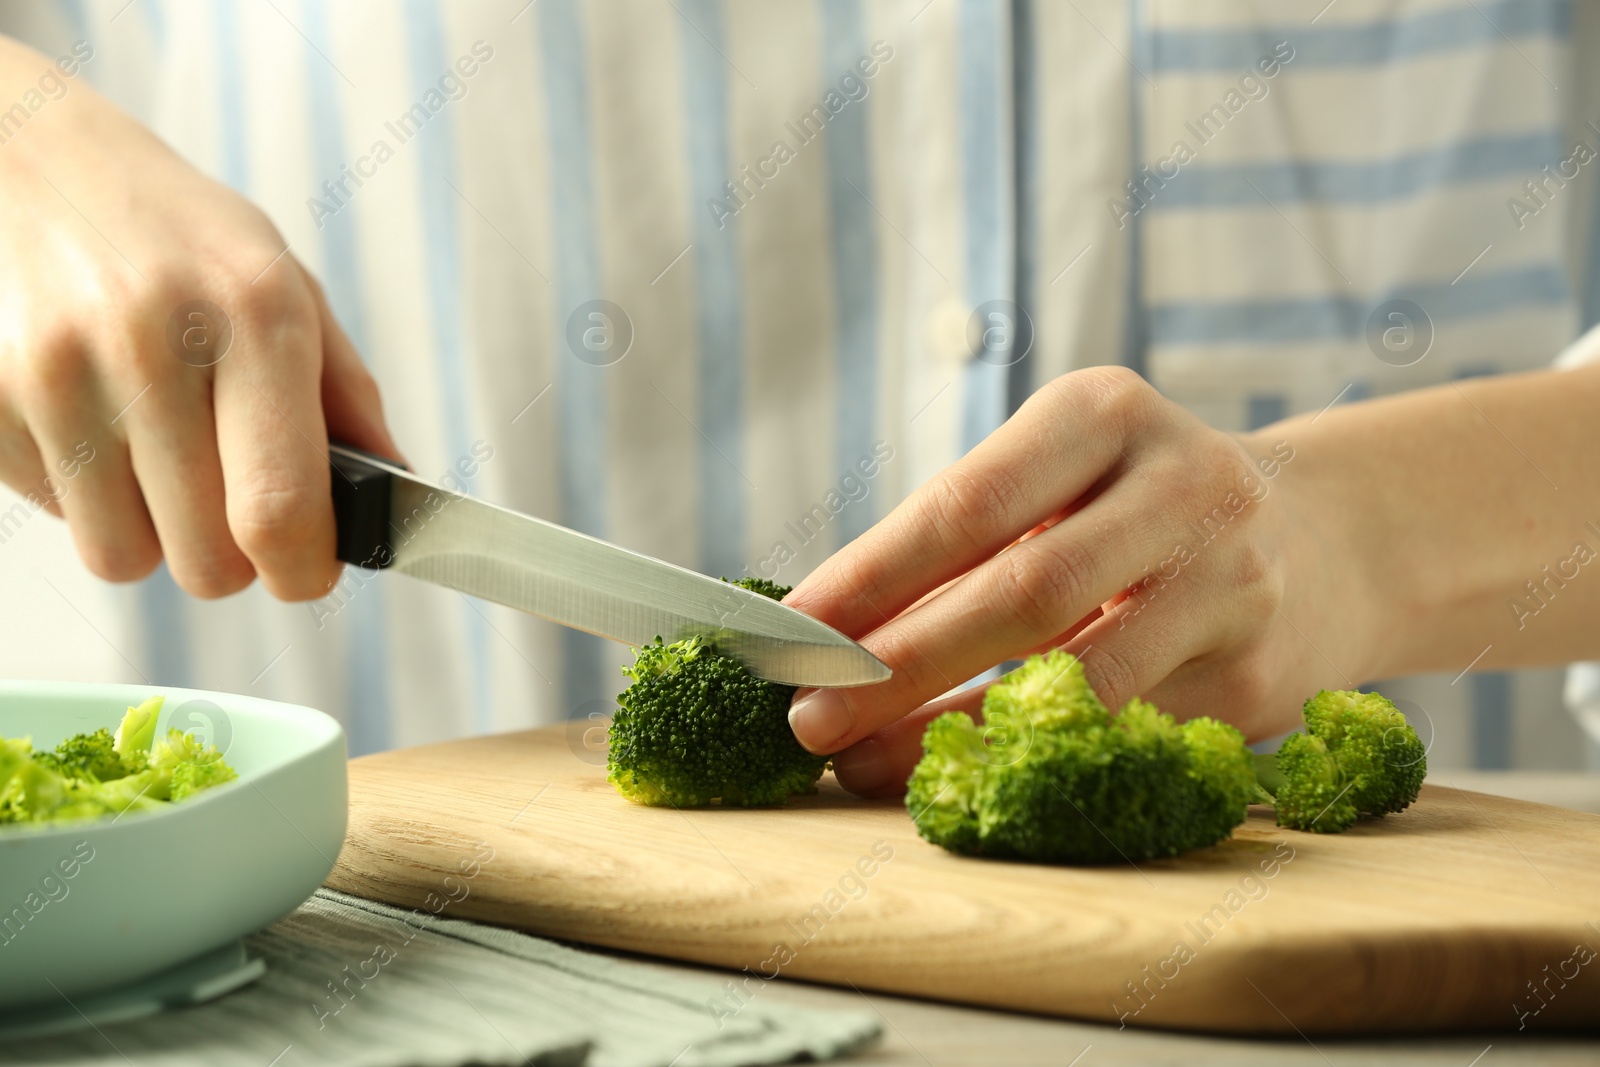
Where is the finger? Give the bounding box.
[786,371,1145,637]
[0,399,63,518]
[12,336,161,578]
[831,683,990,798]
[833,581,1222,798]
[1136,632,1330,743]
[1052,574,1218,715]
[836,499,1089,627]
[37,428,159,580]
[212,265,339,601]
[307,269,403,462]
[788,477,1183,753]
[1016,502,1074,544]
[1017,605,1105,658]
[1136,663,1294,743]
[120,360,256,598]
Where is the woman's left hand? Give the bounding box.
[782,366,1370,797]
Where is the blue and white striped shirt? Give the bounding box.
[0,0,1594,768]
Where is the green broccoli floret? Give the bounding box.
[0,744,164,824]
[0,737,40,824]
[606,578,829,808]
[151,728,237,801]
[907,651,1257,865]
[114,695,163,759]
[720,576,790,602]
[25,695,164,789]
[2,763,167,825]
[0,736,29,782]
[0,695,237,827]
[1257,689,1426,833]
[33,728,140,783]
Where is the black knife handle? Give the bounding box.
[330,442,398,569]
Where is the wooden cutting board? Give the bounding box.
[326,725,1600,1035]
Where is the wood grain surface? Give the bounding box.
[326,725,1600,1035]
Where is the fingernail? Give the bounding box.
[833,738,892,795]
[788,689,854,753]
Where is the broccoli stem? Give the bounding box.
[1253,751,1286,798]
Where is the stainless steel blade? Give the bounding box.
[379,470,890,688]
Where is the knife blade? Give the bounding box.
[328,444,891,688]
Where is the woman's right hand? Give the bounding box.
[0,34,398,600]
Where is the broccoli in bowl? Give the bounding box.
[0,695,237,827]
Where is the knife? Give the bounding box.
[327,444,891,688]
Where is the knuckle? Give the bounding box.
[828,550,895,618]
[994,538,1092,634]
[1213,438,1261,494]
[1230,538,1284,613]
[921,464,1018,556]
[867,627,949,705]
[77,535,161,585]
[1084,365,1157,430]
[119,335,174,383]
[110,274,199,380]
[228,480,322,560]
[1180,444,1259,537]
[1047,365,1151,425]
[1082,643,1139,710]
[1085,363,1146,392]
[136,271,209,345]
[18,320,91,400]
[223,264,313,337]
[1024,373,1085,427]
[139,264,196,312]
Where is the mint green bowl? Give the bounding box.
[0,682,346,1011]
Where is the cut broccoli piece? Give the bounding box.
[0,748,163,825]
[907,651,1257,865]
[0,737,30,790]
[0,739,52,825]
[151,727,237,802]
[1257,689,1426,833]
[3,765,167,825]
[607,578,829,807]
[0,695,237,827]
[34,728,140,783]
[113,695,163,760]
[720,576,790,602]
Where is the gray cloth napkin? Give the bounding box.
[5,889,881,1067]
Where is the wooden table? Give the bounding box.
[608,949,1598,1066]
[734,769,1600,1064]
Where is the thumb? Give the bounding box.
[305,265,405,464]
